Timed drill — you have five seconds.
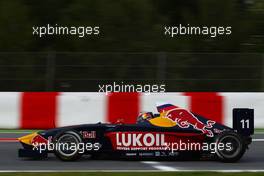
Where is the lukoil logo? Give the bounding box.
[116,133,166,147]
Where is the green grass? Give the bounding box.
[255,129,264,132]
[0,172,263,176]
[0,129,41,133]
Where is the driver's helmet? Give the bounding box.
[137,112,154,123]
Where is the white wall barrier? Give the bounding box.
[0,92,263,129]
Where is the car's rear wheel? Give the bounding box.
[215,131,246,162]
[53,131,82,161]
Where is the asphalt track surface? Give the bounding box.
[0,132,263,171]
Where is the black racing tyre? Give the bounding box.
[214,131,246,163]
[53,131,83,161]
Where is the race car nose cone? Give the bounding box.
[18,133,38,145]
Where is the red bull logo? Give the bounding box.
[165,108,215,137]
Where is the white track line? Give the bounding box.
[252,139,264,142]
[0,170,264,172]
[153,165,179,171]
[141,161,179,171]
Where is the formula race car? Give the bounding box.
[18,103,254,162]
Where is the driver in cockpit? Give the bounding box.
[136,112,159,123]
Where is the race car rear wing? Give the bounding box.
[233,108,254,136]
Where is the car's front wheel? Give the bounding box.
[215,131,246,163]
[53,131,83,161]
